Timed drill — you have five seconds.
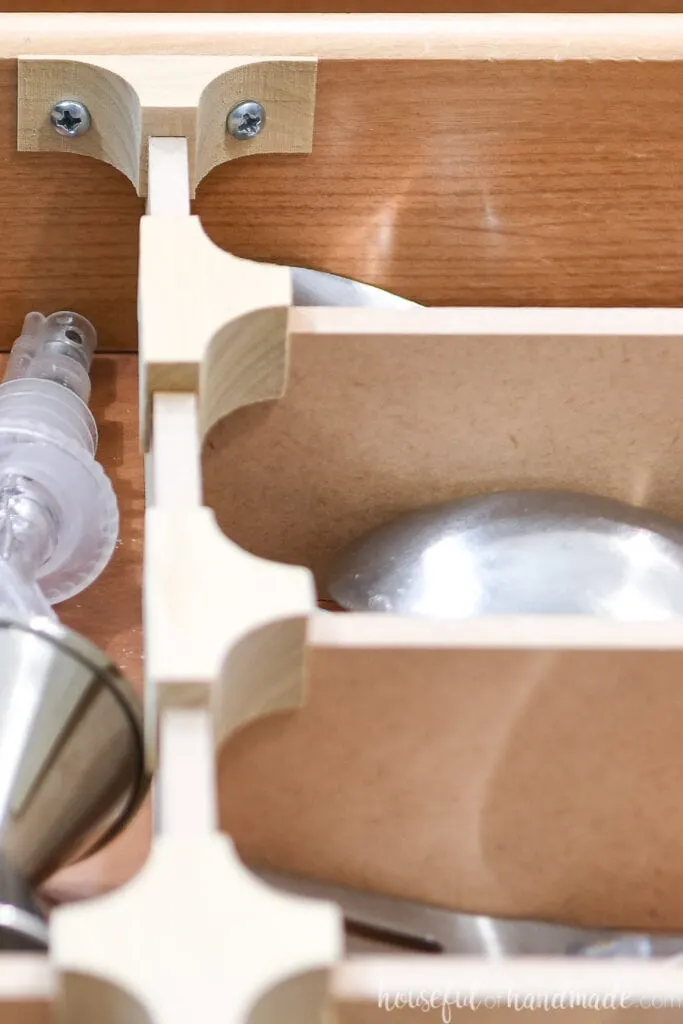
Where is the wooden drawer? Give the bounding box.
[6,13,683,1024]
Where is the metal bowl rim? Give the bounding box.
[0,616,150,864]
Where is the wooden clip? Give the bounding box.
[17,55,317,195]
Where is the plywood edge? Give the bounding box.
[200,304,290,440]
[6,14,683,60]
[203,305,683,452]
[0,956,53,1002]
[0,955,53,1024]
[289,306,683,340]
[310,613,683,650]
[332,956,683,1004]
[139,215,291,443]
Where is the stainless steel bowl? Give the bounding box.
[0,617,148,949]
[260,869,683,959]
[327,490,683,619]
[292,267,417,310]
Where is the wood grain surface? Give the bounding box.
[201,58,683,308]
[7,14,683,60]
[8,8,683,922]
[6,1,683,12]
[6,24,683,351]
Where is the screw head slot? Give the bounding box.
[226,101,266,140]
[50,100,91,138]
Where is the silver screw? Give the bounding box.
[50,100,91,138]
[226,100,265,140]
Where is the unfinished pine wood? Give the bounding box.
[8,17,683,349]
[145,388,314,757]
[140,143,291,430]
[53,695,339,1024]
[333,959,683,1022]
[202,307,683,593]
[9,958,683,1024]
[0,957,52,1024]
[144,488,314,746]
[335,1005,683,1024]
[6,958,683,1024]
[9,14,683,58]
[18,55,316,195]
[139,216,291,429]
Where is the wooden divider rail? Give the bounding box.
[6,17,683,1023]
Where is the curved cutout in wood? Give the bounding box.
[145,506,314,732]
[56,971,152,1024]
[53,833,339,1024]
[139,215,291,444]
[246,968,331,1024]
[52,692,340,1024]
[217,616,312,749]
[200,302,291,441]
[18,54,317,195]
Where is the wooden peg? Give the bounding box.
[17,54,317,195]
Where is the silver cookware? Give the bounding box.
[0,618,148,949]
[328,490,683,619]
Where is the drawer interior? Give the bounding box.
[202,308,683,598]
[220,616,683,930]
[199,58,683,307]
[5,44,683,352]
[207,307,683,930]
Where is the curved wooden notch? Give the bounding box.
[51,704,340,1024]
[199,298,291,442]
[139,215,291,445]
[145,506,315,746]
[17,54,317,195]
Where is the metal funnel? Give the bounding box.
[0,617,148,949]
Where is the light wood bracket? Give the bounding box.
[48,699,341,1024]
[17,55,317,195]
[139,213,291,445]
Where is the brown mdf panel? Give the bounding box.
[219,630,683,928]
[199,58,683,307]
[202,317,683,594]
[0,1007,51,1024]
